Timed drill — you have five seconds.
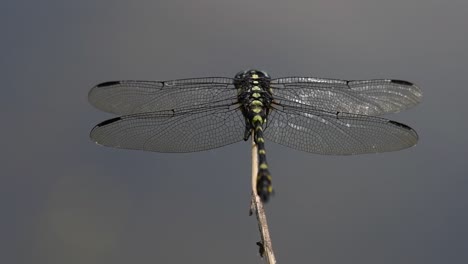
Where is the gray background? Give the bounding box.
[2,0,467,263]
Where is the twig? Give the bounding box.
[251,135,276,264]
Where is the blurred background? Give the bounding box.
[2,0,467,263]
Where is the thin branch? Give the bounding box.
[251,135,276,264]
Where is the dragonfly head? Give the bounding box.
[234,69,270,81]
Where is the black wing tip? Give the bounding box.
[95,117,122,127]
[390,79,414,86]
[96,81,121,88]
[388,120,416,133]
[388,120,412,130]
[389,119,419,139]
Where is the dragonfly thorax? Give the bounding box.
[234,70,273,141]
[234,69,273,104]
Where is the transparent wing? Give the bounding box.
[270,77,422,116]
[90,105,246,153]
[89,77,236,115]
[264,104,418,155]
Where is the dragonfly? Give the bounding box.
[89,69,422,202]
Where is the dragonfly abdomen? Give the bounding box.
[248,99,273,202]
[253,118,273,202]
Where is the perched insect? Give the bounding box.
[89,69,422,202]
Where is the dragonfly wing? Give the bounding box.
[264,104,418,155]
[90,105,246,153]
[271,77,422,116]
[89,78,236,115]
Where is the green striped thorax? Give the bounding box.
[234,69,273,140]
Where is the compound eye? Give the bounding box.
[235,70,248,79]
[260,70,270,78]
